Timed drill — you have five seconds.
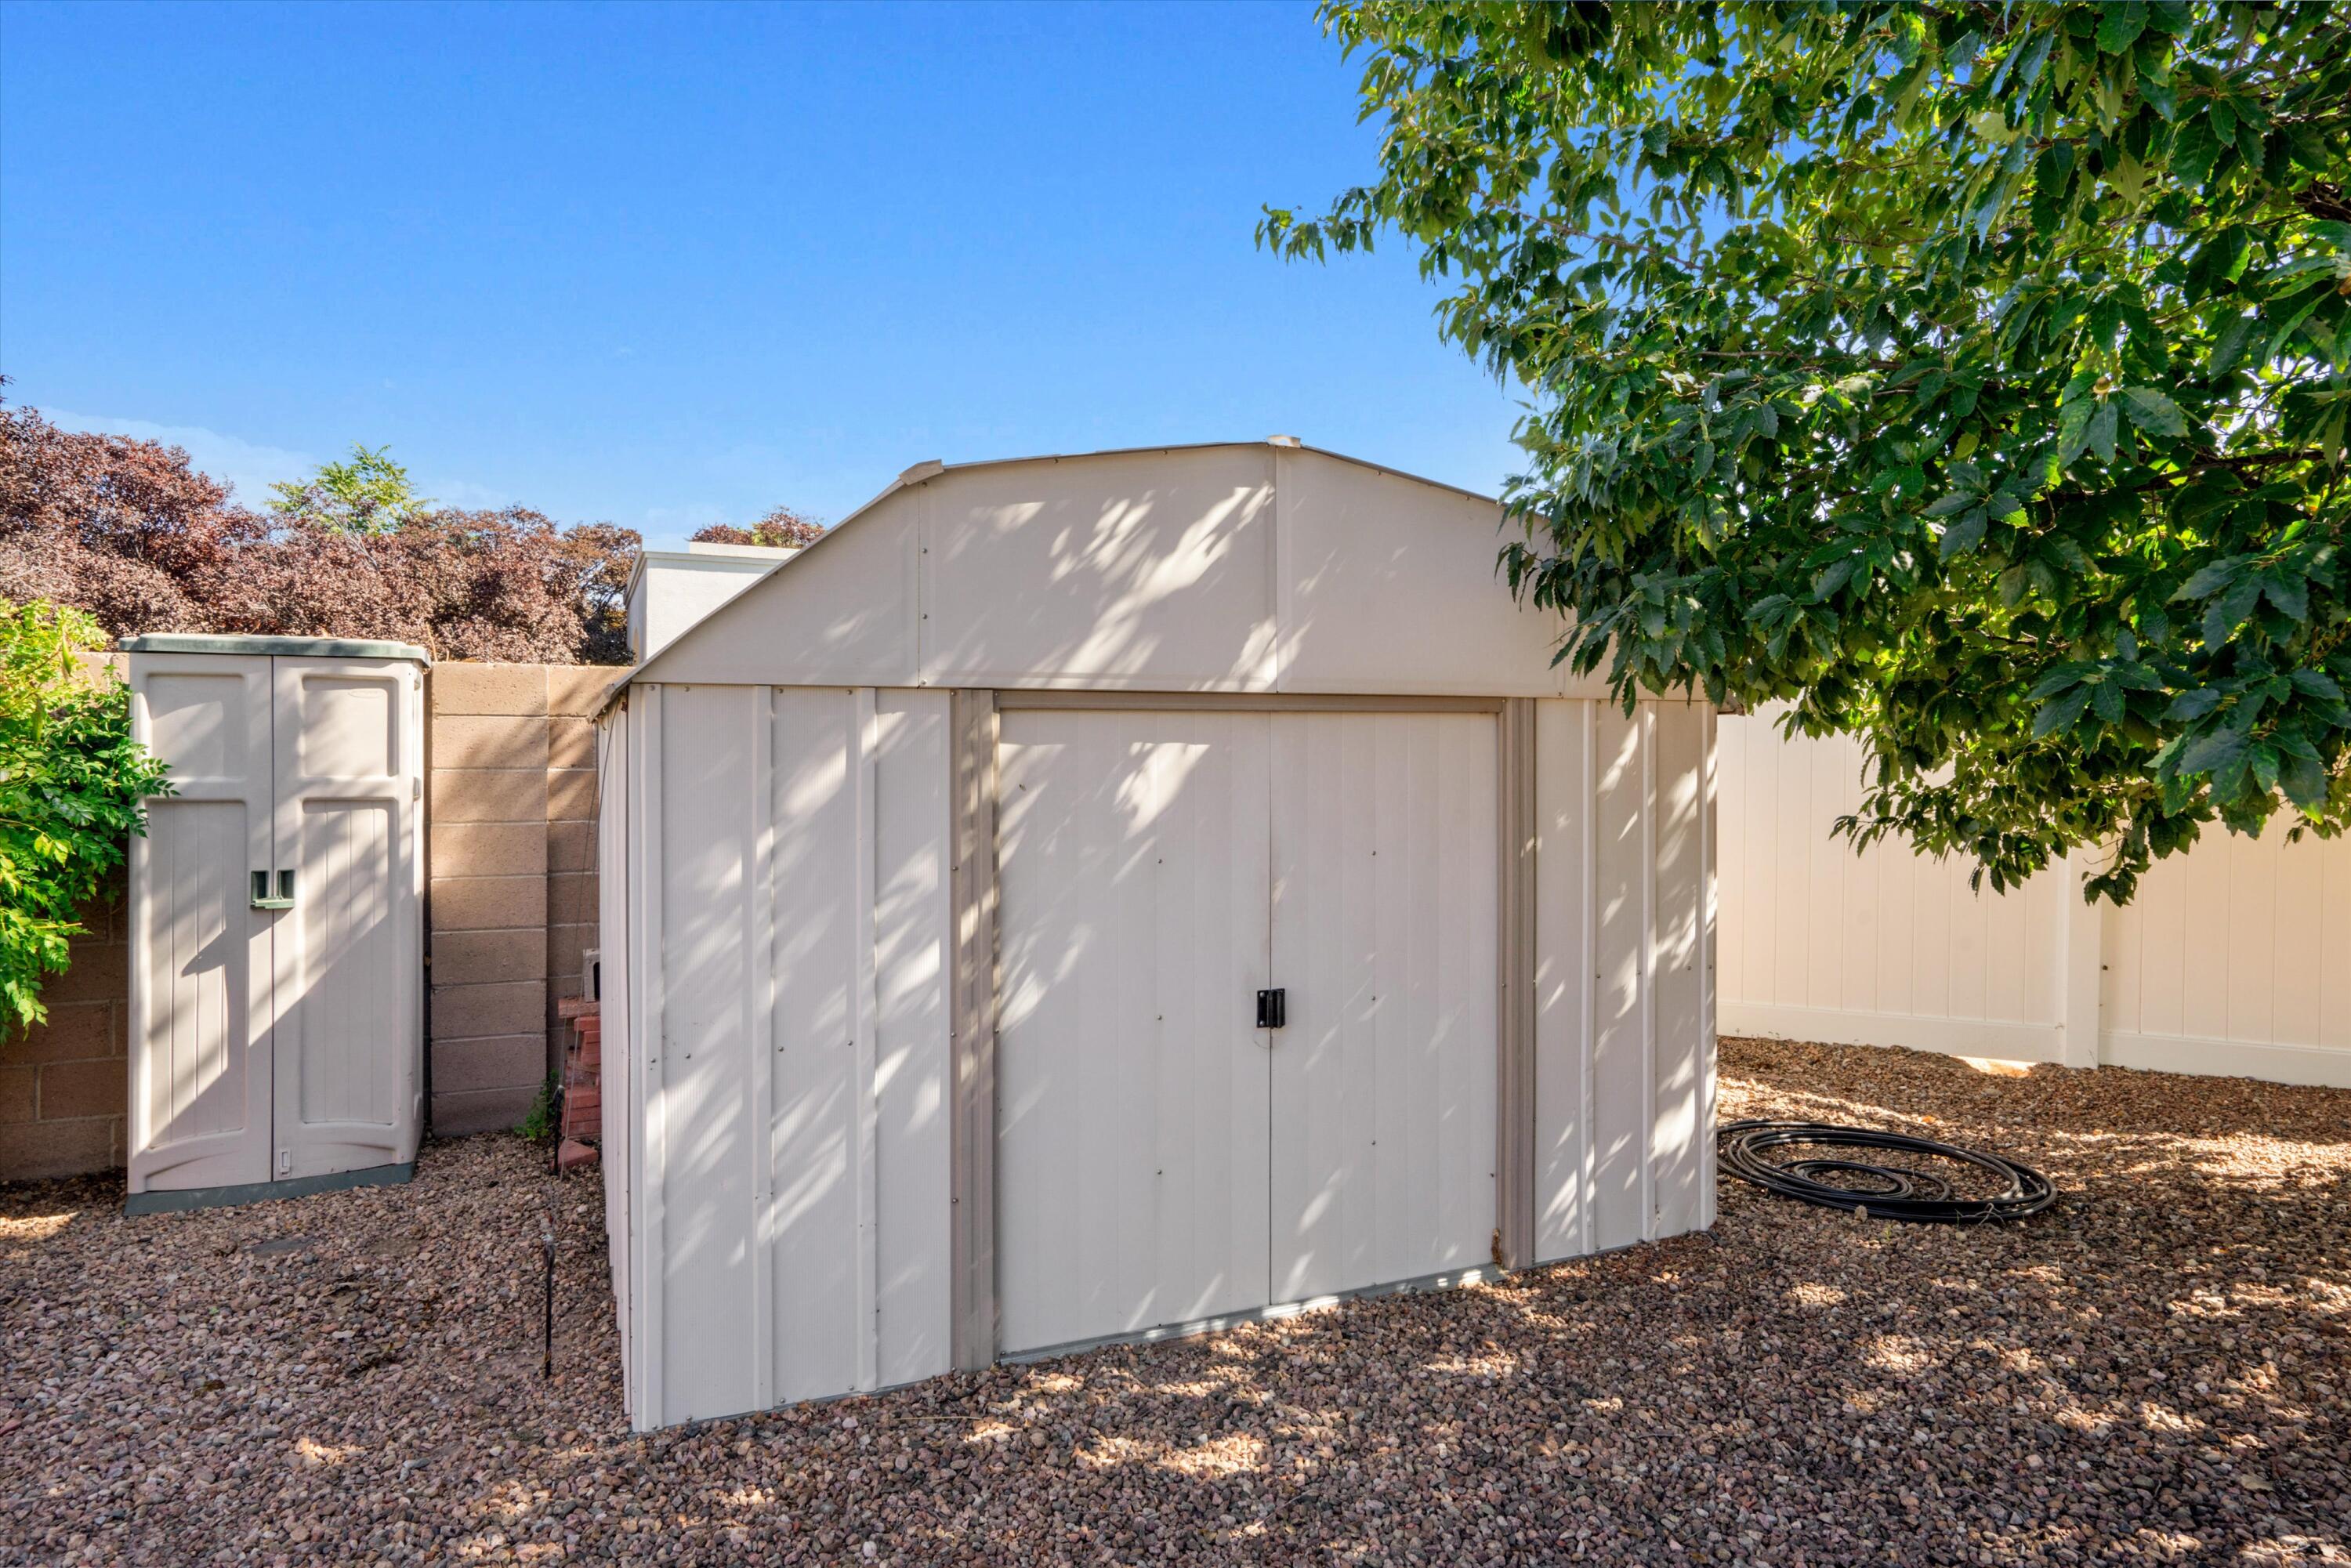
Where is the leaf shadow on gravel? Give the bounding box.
[2,1038,2346,1566]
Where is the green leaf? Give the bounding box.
[2290,668,2346,702]
[2173,559,2241,600]
[2033,685,2094,738]
[2208,313,2258,374]
[2098,4,2148,55]
[2166,687,2224,720]
[2176,725,2248,777]
[2029,661,2096,699]
[1939,507,1989,558]
[2120,386,2187,437]
[2085,400,2118,465]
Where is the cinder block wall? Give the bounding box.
[0,893,129,1180]
[0,661,612,1181]
[426,663,610,1135]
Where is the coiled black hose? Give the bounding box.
[1718,1119,2056,1223]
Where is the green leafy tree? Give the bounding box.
[269,443,432,534]
[1265,2,2349,900]
[0,599,172,1032]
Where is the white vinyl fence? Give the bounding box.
[1719,714,2351,1088]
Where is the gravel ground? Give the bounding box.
[4,1037,2346,1566]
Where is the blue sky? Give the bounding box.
[1,1,1525,547]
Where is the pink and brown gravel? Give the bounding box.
[4,1038,2346,1565]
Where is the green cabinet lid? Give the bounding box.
[118,634,432,663]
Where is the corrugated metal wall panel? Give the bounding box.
[622,683,1723,1426]
[1588,703,1649,1252]
[873,692,954,1389]
[1269,712,1498,1299]
[766,686,866,1403]
[654,685,762,1424]
[1532,699,1716,1263]
[1532,701,1592,1262]
[996,710,1273,1354]
[596,708,632,1421]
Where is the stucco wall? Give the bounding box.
[0,660,614,1181]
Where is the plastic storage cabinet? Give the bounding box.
[121,636,428,1213]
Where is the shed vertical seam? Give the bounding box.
[853,686,881,1391]
[751,687,775,1410]
[636,685,667,1426]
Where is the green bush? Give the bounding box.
[0,599,171,1031]
[516,1071,560,1143]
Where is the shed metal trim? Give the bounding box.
[994,691,1509,714]
[1494,698,1538,1269]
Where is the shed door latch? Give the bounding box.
[1256,988,1286,1030]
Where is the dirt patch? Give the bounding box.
[2,1039,2344,1564]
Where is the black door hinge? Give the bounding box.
[1256,988,1286,1030]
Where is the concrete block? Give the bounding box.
[430,928,549,987]
[546,820,594,874]
[431,1085,538,1139]
[431,981,546,1041]
[429,875,547,932]
[0,1066,33,1124]
[429,820,548,880]
[547,768,597,822]
[39,1056,127,1121]
[432,1034,546,1094]
[2,1003,120,1066]
[549,872,597,928]
[430,714,549,771]
[46,942,128,1005]
[431,663,546,718]
[545,667,616,717]
[547,923,597,998]
[429,767,549,824]
[0,1117,118,1182]
[547,716,596,770]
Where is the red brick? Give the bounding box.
[39,1057,128,1121]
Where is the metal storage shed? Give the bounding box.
[596,440,1716,1430]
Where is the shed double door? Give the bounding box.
[996,708,1497,1356]
[127,653,423,1193]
